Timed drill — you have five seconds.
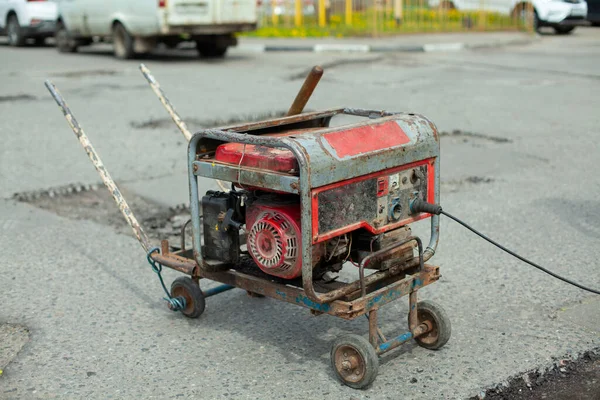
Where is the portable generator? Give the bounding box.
[188,107,440,291]
[46,65,450,389]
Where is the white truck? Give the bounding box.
[54,0,257,59]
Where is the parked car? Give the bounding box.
[429,0,588,34]
[0,0,57,46]
[54,0,257,59]
[586,0,600,24]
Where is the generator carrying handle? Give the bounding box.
[358,237,424,299]
[45,81,152,253]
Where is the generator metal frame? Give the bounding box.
[187,108,441,300]
[153,238,440,351]
[45,70,449,390]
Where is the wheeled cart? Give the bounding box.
[45,66,451,389]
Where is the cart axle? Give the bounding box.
[203,284,235,298]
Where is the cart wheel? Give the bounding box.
[331,334,379,389]
[412,300,451,350]
[170,277,205,319]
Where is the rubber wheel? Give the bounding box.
[56,21,78,53]
[112,22,135,59]
[7,15,25,47]
[412,300,451,350]
[554,26,575,35]
[196,41,228,58]
[331,334,379,389]
[170,277,205,319]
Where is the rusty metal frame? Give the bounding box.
[187,109,440,305]
[152,243,440,321]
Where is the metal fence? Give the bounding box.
[254,0,534,37]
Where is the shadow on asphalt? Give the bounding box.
[57,42,253,63]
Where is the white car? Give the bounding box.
[429,0,588,34]
[0,0,57,46]
[54,0,257,59]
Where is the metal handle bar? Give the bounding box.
[287,65,323,116]
[45,80,151,252]
[358,236,424,299]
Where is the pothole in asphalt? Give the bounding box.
[439,129,512,144]
[0,324,30,376]
[63,83,148,96]
[13,184,191,250]
[287,57,383,80]
[471,349,600,400]
[0,94,36,103]
[49,69,120,78]
[442,176,495,193]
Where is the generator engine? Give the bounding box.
[202,189,350,280]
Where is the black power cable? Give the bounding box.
[409,198,600,295]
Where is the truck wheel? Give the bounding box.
[554,26,575,35]
[7,15,26,47]
[56,21,78,53]
[112,22,135,59]
[196,41,228,58]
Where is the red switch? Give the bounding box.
[377,177,389,197]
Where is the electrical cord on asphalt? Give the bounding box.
[409,199,600,295]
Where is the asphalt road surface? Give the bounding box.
[1,28,599,399]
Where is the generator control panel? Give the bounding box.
[312,159,434,243]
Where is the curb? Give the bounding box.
[239,36,538,54]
